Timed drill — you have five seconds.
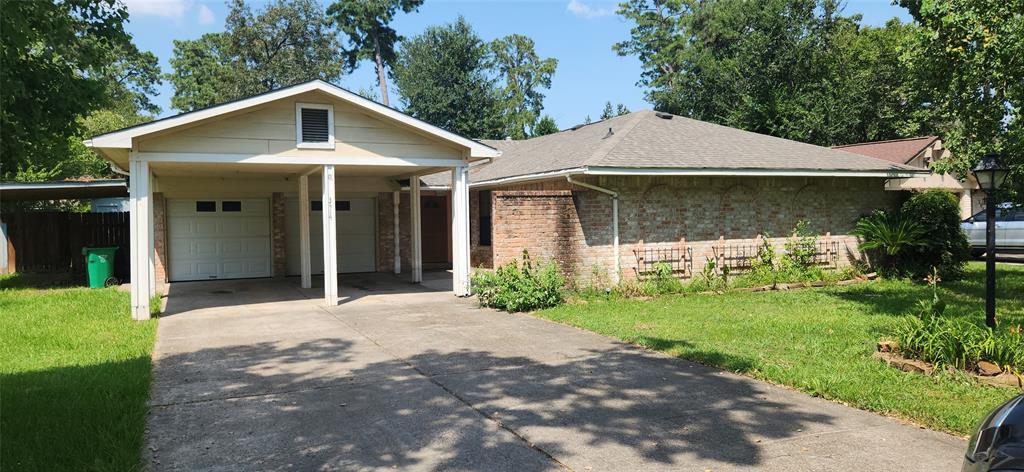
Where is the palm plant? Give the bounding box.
[852,210,928,273]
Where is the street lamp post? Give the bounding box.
[971,153,1010,328]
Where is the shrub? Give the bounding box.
[900,190,970,279]
[781,220,817,270]
[852,210,927,275]
[892,316,1023,375]
[471,250,565,312]
[689,257,728,292]
[642,262,684,295]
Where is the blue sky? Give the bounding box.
[123,0,911,128]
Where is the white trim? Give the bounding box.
[137,152,466,168]
[469,167,588,188]
[295,102,335,150]
[89,80,500,158]
[583,166,923,178]
[322,165,338,305]
[410,178,422,283]
[299,175,312,289]
[0,180,125,190]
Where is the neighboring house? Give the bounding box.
[421,110,921,284]
[84,80,921,319]
[834,136,981,218]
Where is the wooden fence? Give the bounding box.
[2,212,130,279]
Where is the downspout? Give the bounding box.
[566,175,620,284]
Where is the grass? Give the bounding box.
[0,273,157,472]
[537,262,1024,436]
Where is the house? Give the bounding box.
[87,80,499,319]
[86,80,921,320]
[834,136,981,218]
[415,111,922,284]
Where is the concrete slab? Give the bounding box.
[148,274,966,471]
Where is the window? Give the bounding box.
[222,201,242,212]
[479,191,492,246]
[295,103,334,149]
[336,200,350,211]
[196,201,216,212]
[311,200,323,211]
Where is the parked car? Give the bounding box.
[963,394,1024,472]
[962,204,1024,256]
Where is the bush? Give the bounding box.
[471,250,565,312]
[852,210,927,276]
[642,262,684,295]
[892,317,1023,375]
[900,190,970,279]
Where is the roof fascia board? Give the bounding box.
[583,166,924,178]
[468,167,588,189]
[136,152,467,168]
[90,81,500,158]
[0,180,126,190]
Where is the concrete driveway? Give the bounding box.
[147,273,965,471]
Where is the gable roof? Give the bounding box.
[86,80,500,159]
[421,110,921,187]
[832,136,939,166]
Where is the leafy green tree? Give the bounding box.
[614,0,935,146]
[489,34,558,139]
[600,101,631,119]
[168,0,345,112]
[327,0,423,106]
[532,115,560,137]
[899,0,1024,199]
[1,0,158,180]
[392,17,503,139]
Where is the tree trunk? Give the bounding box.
[374,36,389,107]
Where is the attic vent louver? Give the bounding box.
[301,108,330,142]
[654,111,673,120]
[603,127,614,139]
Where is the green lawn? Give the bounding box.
[536,262,1024,436]
[0,274,157,472]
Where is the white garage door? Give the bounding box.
[167,199,271,281]
[286,197,376,274]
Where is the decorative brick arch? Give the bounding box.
[637,184,686,244]
[718,184,760,238]
[793,183,832,234]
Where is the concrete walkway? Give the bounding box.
[147,274,965,471]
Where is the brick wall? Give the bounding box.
[271,192,287,277]
[153,192,167,284]
[485,175,901,284]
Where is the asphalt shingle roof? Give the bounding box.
[832,136,938,167]
[422,110,918,186]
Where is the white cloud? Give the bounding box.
[566,0,614,19]
[197,4,215,25]
[122,0,191,19]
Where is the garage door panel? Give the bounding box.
[167,199,271,281]
[284,197,376,275]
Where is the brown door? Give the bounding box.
[421,196,449,263]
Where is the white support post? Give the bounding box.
[128,156,152,320]
[393,190,401,274]
[148,171,156,298]
[452,166,471,296]
[410,177,422,283]
[299,175,311,289]
[322,166,338,305]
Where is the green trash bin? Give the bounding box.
[83,247,118,288]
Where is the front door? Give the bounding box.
[421,196,449,264]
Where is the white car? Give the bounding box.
[962,204,1024,256]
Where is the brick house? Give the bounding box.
[415,110,922,284]
[86,81,921,319]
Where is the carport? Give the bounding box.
[86,80,500,319]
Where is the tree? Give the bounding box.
[168,0,345,112]
[391,17,503,139]
[0,0,155,180]
[600,101,631,120]
[489,34,558,139]
[327,0,423,107]
[899,0,1024,199]
[532,115,560,137]
[613,0,936,147]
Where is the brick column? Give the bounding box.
[271,192,287,277]
[153,192,167,284]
